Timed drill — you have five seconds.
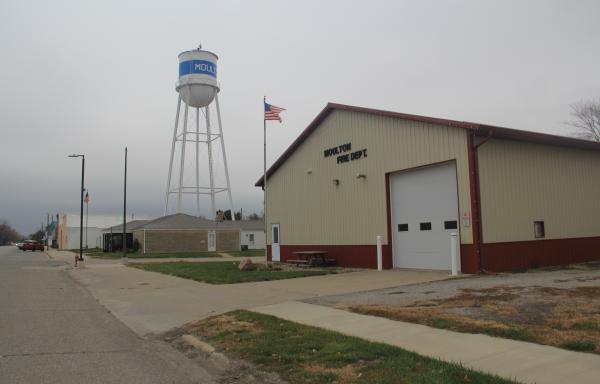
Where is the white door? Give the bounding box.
[208,231,216,252]
[390,162,460,270]
[271,224,280,261]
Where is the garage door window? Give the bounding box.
[420,222,432,231]
[398,223,409,232]
[444,220,458,230]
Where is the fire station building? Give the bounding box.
[256,103,600,273]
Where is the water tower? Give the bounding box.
[164,45,235,220]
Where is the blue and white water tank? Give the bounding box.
[176,46,219,108]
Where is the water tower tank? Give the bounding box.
[176,47,219,108]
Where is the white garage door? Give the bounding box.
[390,162,460,270]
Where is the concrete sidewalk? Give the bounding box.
[46,249,264,264]
[45,250,449,336]
[252,301,600,384]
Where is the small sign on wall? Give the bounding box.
[462,212,471,227]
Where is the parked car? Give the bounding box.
[15,242,24,249]
[20,240,44,251]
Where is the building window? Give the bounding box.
[420,222,432,231]
[249,234,254,242]
[534,221,545,238]
[398,223,409,232]
[444,220,458,230]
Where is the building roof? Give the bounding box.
[131,213,259,231]
[234,220,264,230]
[102,220,151,233]
[139,213,229,230]
[255,103,600,187]
[60,213,155,229]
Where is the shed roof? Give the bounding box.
[131,213,260,231]
[139,213,232,230]
[234,220,264,230]
[102,220,150,233]
[255,103,600,187]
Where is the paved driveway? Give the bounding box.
[48,250,449,336]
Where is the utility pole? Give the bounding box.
[68,154,85,265]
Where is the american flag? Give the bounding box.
[84,191,89,204]
[264,101,286,122]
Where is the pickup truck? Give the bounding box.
[20,240,45,251]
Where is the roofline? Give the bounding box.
[255,103,600,187]
[474,124,600,151]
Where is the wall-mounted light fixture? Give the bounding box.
[356,173,367,179]
[306,169,313,175]
[332,179,340,186]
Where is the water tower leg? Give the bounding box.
[206,106,216,220]
[164,94,182,216]
[215,94,235,221]
[195,108,201,217]
[177,103,189,213]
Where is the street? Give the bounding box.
[0,246,215,384]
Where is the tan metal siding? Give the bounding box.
[478,138,600,243]
[216,230,241,251]
[145,230,209,253]
[266,109,472,246]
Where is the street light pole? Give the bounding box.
[122,147,127,262]
[68,154,85,264]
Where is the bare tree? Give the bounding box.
[567,99,600,142]
[0,221,22,245]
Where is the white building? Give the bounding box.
[237,220,265,250]
[57,213,155,250]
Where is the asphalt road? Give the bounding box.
[0,246,215,384]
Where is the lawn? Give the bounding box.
[187,310,518,384]
[84,250,220,259]
[131,261,335,284]
[224,249,265,257]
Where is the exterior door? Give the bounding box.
[208,231,216,252]
[271,224,280,261]
[390,162,460,270]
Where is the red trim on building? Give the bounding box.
[385,173,393,264]
[460,244,479,274]
[268,244,392,269]
[481,237,600,272]
[267,239,599,273]
[466,132,483,271]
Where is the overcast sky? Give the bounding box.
[1,0,599,235]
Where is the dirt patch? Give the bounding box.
[350,284,600,354]
[303,364,360,383]
[163,315,287,384]
[199,314,261,338]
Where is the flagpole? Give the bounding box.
[263,96,267,260]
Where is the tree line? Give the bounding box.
[0,221,22,245]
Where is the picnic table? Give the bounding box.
[287,251,336,267]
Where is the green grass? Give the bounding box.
[194,310,519,384]
[132,261,335,284]
[85,251,220,259]
[483,327,534,342]
[560,340,597,352]
[224,249,266,257]
[571,321,600,331]
[431,317,534,342]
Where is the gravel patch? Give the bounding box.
[305,262,600,308]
